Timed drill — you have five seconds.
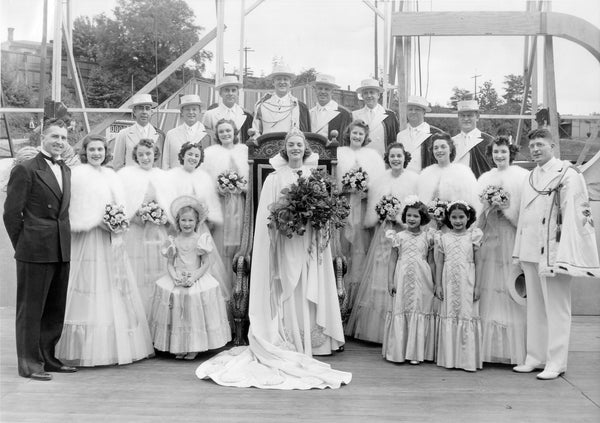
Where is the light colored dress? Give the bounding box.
[195,155,351,390]
[477,166,528,364]
[383,229,436,363]
[56,164,154,366]
[435,229,483,371]
[149,233,231,353]
[345,168,418,343]
[118,166,170,315]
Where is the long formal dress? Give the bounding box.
[117,166,170,315]
[149,233,231,353]
[195,156,351,390]
[56,164,154,366]
[477,166,528,364]
[201,144,249,290]
[346,168,418,343]
[383,229,436,363]
[337,146,385,319]
[435,229,483,371]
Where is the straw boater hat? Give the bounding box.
[356,78,384,94]
[407,95,431,113]
[311,73,340,89]
[178,94,203,109]
[216,75,243,90]
[457,99,480,113]
[268,64,295,79]
[170,195,209,224]
[129,94,157,108]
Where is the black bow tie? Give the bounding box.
[44,155,64,165]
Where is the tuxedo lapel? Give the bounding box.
[34,156,62,200]
[59,165,71,214]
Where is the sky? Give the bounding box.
[1,0,599,115]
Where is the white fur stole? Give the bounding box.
[69,164,126,232]
[418,163,480,212]
[117,166,171,219]
[202,144,249,181]
[167,166,223,225]
[477,165,528,227]
[336,146,385,189]
[364,169,419,227]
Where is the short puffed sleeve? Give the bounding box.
[196,232,214,256]
[385,229,402,248]
[433,230,444,255]
[471,228,483,248]
[161,236,177,258]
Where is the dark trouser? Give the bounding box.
[15,260,70,377]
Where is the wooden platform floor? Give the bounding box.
[1,307,599,423]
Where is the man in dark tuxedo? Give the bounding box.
[3,119,77,380]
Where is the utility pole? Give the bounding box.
[471,72,482,100]
[242,46,254,80]
[374,0,378,78]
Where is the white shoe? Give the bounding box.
[536,370,563,380]
[513,364,539,373]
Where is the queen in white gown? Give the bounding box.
[117,139,170,315]
[346,142,417,343]
[195,130,351,389]
[476,136,527,364]
[56,135,154,366]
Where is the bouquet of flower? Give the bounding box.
[103,203,129,233]
[479,185,510,208]
[268,168,350,244]
[217,170,247,195]
[341,167,368,194]
[427,198,448,227]
[138,201,168,225]
[375,195,402,222]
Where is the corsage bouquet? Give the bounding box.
[138,201,168,225]
[341,167,368,194]
[375,195,402,222]
[479,185,510,209]
[217,170,247,195]
[103,203,129,233]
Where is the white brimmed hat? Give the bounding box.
[216,75,243,90]
[407,95,431,112]
[178,94,203,109]
[356,78,384,94]
[170,195,209,224]
[311,73,339,89]
[268,64,295,79]
[130,94,157,108]
[457,100,480,113]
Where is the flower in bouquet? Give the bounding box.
[217,170,247,195]
[138,201,168,225]
[268,168,350,244]
[427,198,448,225]
[375,195,402,222]
[341,167,368,194]
[479,185,510,209]
[103,203,129,233]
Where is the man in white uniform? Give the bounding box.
[309,73,351,141]
[451,100,493,178]
[513,128,600,380]
[396,95,442,172]
[111,94,164,170]
[202,75,253,144]
[352,78,399,156]
[161,94,210,169]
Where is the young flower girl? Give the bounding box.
[383,196,436,364]
[148,196,231,359]
[434,201,483,371]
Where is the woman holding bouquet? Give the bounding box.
[476,136,527,364]
[196,129,351,390]
[417,133,480,228]
[117,139,171,315]
[201,119,248,288]
[56,134,154,367]
[337,119,385,317]
[346,142,418,343]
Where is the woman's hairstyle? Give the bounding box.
[486,136,519,165]
[280,129,312,161]
[132,138,160,164]
[342,119,371,146]
[214,118,239,145]
[175,206,200,232]
[429,132,456,162]
[444,201,477,229]
[79,134,112,165]
[384,142,412,168]
[401,201,430,226]
[178,142,204,167]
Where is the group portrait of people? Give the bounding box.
[3,63,600,391]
